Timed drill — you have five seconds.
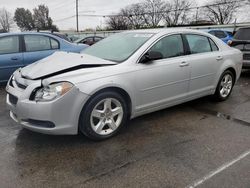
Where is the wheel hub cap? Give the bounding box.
[90,98,124,135]
[220,74,233,98]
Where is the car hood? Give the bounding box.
[21,51,116,80]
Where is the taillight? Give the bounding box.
[227,40,233,46]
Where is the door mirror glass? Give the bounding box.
[140,51,163,63]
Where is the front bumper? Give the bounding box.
[6,71,89,135]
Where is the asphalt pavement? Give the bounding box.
[0,70,250,188]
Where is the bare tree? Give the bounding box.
[141,0,166,27]
[204,0,242,24]
[121,3,146,29]
[162,0,193,26]
[0,8,14,32]
[106,15,130,30]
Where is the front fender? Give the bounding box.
[75,76,137,117]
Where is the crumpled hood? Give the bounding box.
[21,51,116,80]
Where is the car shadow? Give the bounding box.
[241,69,250,78]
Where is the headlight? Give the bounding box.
[34,82,73,102]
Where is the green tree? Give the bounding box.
[14,8,34,31]
[33,5,58,31]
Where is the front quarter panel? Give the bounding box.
[75,73,137,117]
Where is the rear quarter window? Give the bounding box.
[209,38,219,51]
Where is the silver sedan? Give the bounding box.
[6,29,243,140]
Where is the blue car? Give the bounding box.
[208,30,233,44]
[0,32,88,83]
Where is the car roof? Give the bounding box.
[0,32,61,38]
[208,29,226,32]
[237,27,250,30]
[124,28,210,36]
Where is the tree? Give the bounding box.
[204,0,242,24]
[141,0,166,27]
[0,8,14,32]
[33,5,58,31]
[14,8,34,31]
[121,3,146,29]
[163,0,193,26]
[106,15,130,30]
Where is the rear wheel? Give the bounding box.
[214,70,235,101]
[79,91,128,141]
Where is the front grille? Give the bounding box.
[243,53,250,60]
[9,94,18,105]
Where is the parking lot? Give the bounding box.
[0,70,249,188]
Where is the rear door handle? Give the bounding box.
[216,56,223,61]
[179,61,189,67]
[11,57,19,61]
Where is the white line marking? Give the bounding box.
[186,149,250,188]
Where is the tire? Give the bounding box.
[213,70,235,101]
[79,91,128,141]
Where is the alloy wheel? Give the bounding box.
[90,98,124,135]
[220,74,233,98]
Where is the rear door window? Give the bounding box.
[185,34,212,54]
[0,36,19,55]
[24,35,59,52]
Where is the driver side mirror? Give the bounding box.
[139,51,163,64]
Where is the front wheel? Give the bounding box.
[213,70,235,101]
[79,91,128,141]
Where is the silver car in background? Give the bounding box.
[6,29,242,140]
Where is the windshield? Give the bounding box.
[234,28,250,40]
[82,32,154,62]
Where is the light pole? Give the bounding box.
[76,0,79,32]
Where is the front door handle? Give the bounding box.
[179,61,189,67]
[216,56,223,61]
[11,57,19,61]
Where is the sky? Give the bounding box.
[0,0,249,31]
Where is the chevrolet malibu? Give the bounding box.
[6,29,242,140]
